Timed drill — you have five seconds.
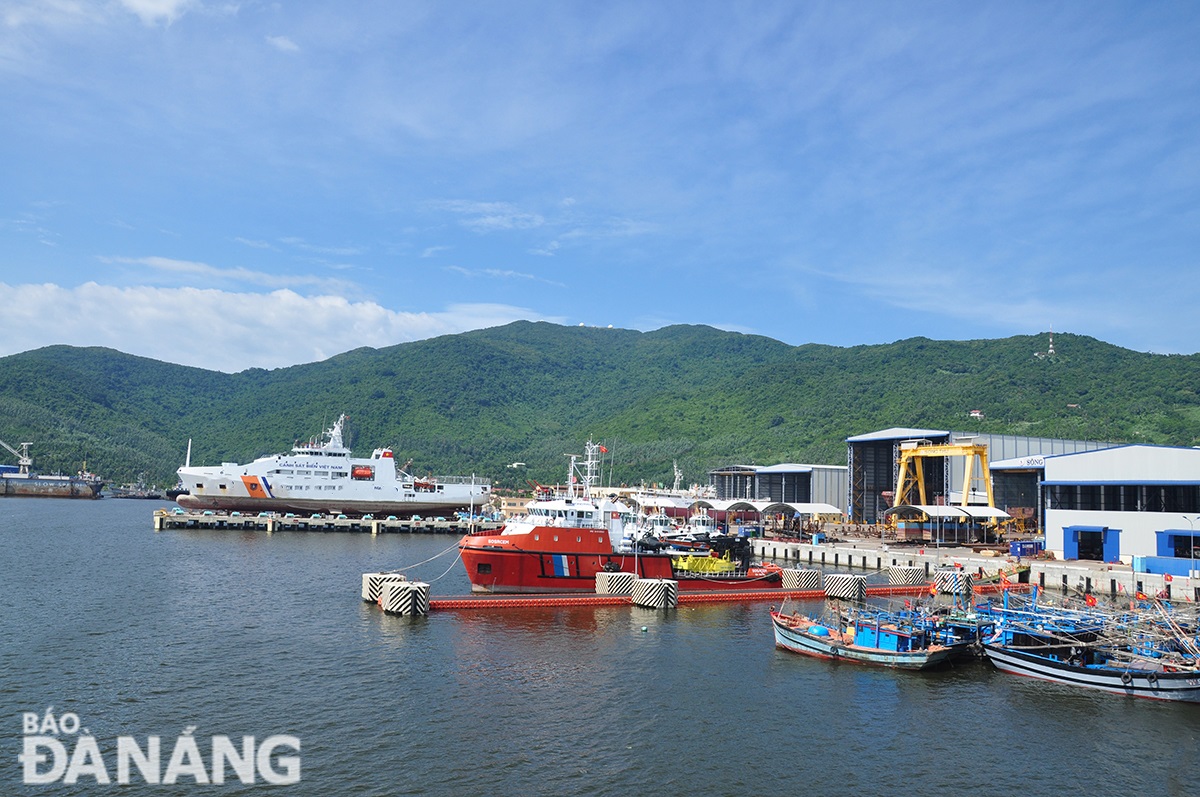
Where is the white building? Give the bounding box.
[1039,444,1200,570]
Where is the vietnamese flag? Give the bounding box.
[599,445,608,453]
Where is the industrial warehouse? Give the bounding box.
[702,426,1200,580]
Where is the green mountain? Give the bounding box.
[1,322,1197,491]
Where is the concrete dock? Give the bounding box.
[753,537,1199,604]
[153,508,502,535]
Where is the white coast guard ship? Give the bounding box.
[176,414,489,517]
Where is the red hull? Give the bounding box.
[458,529,783,594]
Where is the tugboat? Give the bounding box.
[176,414,490,517]
[458,440,784,594]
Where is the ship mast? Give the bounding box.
[566,439,603,500]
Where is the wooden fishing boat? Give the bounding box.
[981,640,1200,702]
[980,589,1200,701]
[770,607,957,670]
[837,604,991,658]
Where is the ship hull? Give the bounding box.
[1,476,103,499]
[177,492,478,517]
[771,611,954,670]
[983,643,1200,702]
[459,532,785,594]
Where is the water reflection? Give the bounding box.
[3,500,1197,797]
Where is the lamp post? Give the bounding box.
[1185,515,1199,580]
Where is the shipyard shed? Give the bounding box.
[707,463,847,513]
[846,427,1112,524]
[1040,444,1200,572]
[990,455,1050,534]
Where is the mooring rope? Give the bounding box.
[425,550,465,584]
[389,541,460,573]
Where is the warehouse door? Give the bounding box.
[1063,525,1115,562]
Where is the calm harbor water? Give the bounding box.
[2,498,1197,796]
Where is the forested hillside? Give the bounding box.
[1,322,1197,491]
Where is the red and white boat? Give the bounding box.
[458,440,784,593]
[177,414,490,517]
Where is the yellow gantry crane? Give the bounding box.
[892,439,995,509]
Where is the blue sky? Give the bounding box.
[2,1,1198,372]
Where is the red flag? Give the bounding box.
[599,445,608,453]
[1085,594,1098,607]
[1135,591,1148,600]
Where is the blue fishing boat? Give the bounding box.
[979,591,1200,702]
[770,606,957,670]
[981,638,1200,702]
[838,604,992,659]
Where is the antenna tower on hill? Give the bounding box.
[1034,327,1056,360]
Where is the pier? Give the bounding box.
[752,537,1199,604]
[153,508,502,535]
[425,583,939,611]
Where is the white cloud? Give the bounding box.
[445,265,566,288]
[119,0,194,26]
[428,200,546,233]
[266,35,299,53]
[99,255,356,293]
[278,237,365,257]
[1,0,104,28]
[529,241,559,257]
[0,283,560,372]
[235,237,275,250]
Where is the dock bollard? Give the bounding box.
[381,581,430,616]
[631,578,678,609]
[823,573,867,601]
[596,571,637,596]
[362,572,409,603]
[888,566,926,586]
[782,569,822,590]
[934,568,974,595]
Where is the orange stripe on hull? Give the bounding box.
[240,475,268,497]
